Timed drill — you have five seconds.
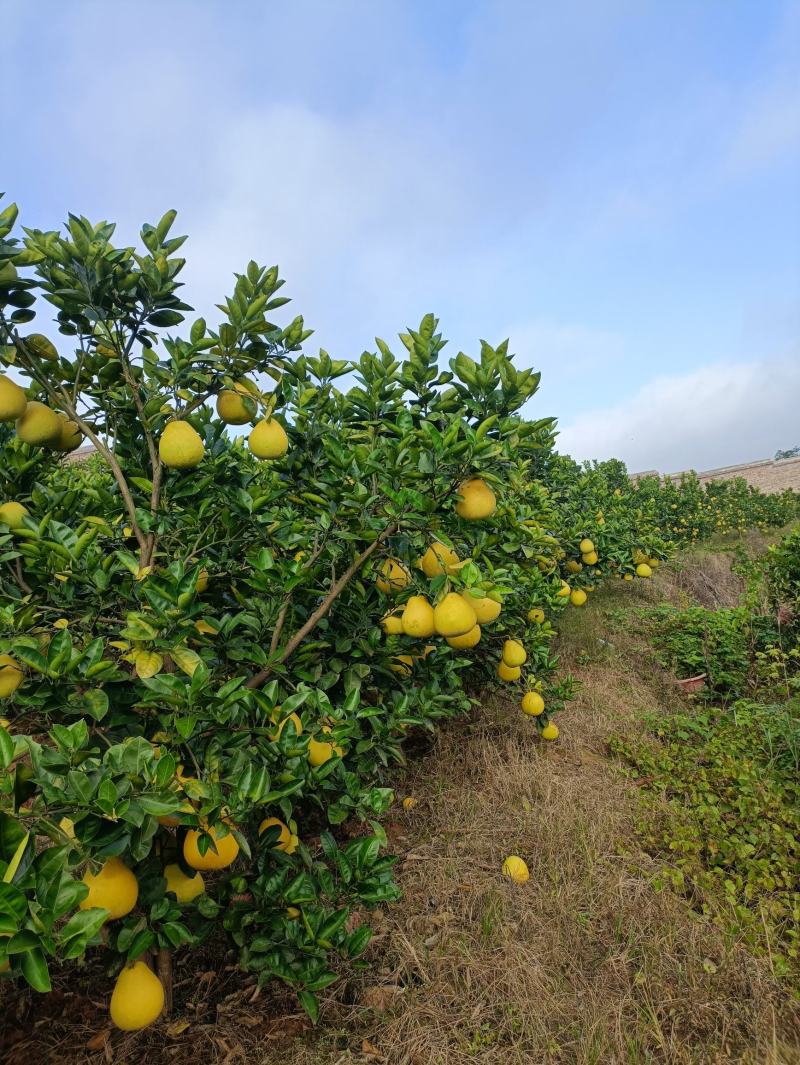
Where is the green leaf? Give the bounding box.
[297,989,319,1024]
[20,946,51,991]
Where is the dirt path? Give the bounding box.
[256,540,799,1065]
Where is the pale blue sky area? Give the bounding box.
[3,0,799,471]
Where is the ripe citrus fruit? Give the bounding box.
[502,855,529,883]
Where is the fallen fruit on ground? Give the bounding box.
[570,588,587,606]
[541,722,559,740]
[502,855,530,883]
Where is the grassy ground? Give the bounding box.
[5,532,799,1064]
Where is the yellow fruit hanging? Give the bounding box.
[0,655,23,698]
[0,502,28,530]
[183,824,240,870]
[380,610,404,635]
[556,581,571,598]
[461,590,501,624]
[566,560,582,574]
[498,660,521,681]
[418,542,459,578]
[527,608,545,624]
[401,595,435,637]
[16,401,62,445]
[0,375,27,421]
[541,722,559,740]
[501,639,527,667]
[258,816,299,854]
[579,538,594,554]
[581,550,598,565]
[216,382,255,425]
[109,961,165,1031]
[48,412,83,453]
[455,477,497,520]
[521,691,545,716]
[433,592,477,637]
[390,654,415,674]
[163,863,205,903]
[249,418,288,459]
[308,725,344,766]
[159,421,205,468]
[446,624,481,648]
[269,709,303,740]
[79,857,138,920]
[376,558,411,594]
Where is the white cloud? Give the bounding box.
[556,356,800,473]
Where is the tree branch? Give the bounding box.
[245,522,398,689]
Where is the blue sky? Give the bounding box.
[3,0,799,472]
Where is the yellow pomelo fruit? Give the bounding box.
[216,383,255,425]
[570,589,587,607]
[48,412,83,453]
[527,608,545,624]
[80,857,138,920]
[446,624,481,649]
[635,563,652,578]
[521,691,545,716]
[581,550,599,566]
[163,863,205,903]
[390,654,415,674]
[380,611,404,635]
[0,376,27,421]
[270,709,303,740]
[541,722,559,740]
[0,655,23,698]
[402,796,417,811]
[159,421,204,468]
[258,816,299,854]
[0,502,28,530]
[579,538,595,555]
[196,568,209,593]
[376,557,411,594]
[649,558,660,568]
[308,725,344,766]
[401,595,435,638]
[556,581,571,598]
[461,591,501,624]
[433,592,477,637]
[183,824,240,870]
[16,401,62,445]
[110,961,165,1031]
[502,855,529,883]
[418,542,459,578]
[286,906,301,919]
[455,477,496,520]
[623,573,634,582]
[24,333,58,362]
[502,639,527,667]
[566,560,582,574]
[498,660,521,681]
[249,418,288,459]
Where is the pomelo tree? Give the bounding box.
[0,201,566,1024]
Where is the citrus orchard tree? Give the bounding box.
[0,201,573,1028]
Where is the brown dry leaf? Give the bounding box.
[166,1019,191,1036]
[361,1038,385,1058]
[85,1029,110,1051]
[360,984,404,1011]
